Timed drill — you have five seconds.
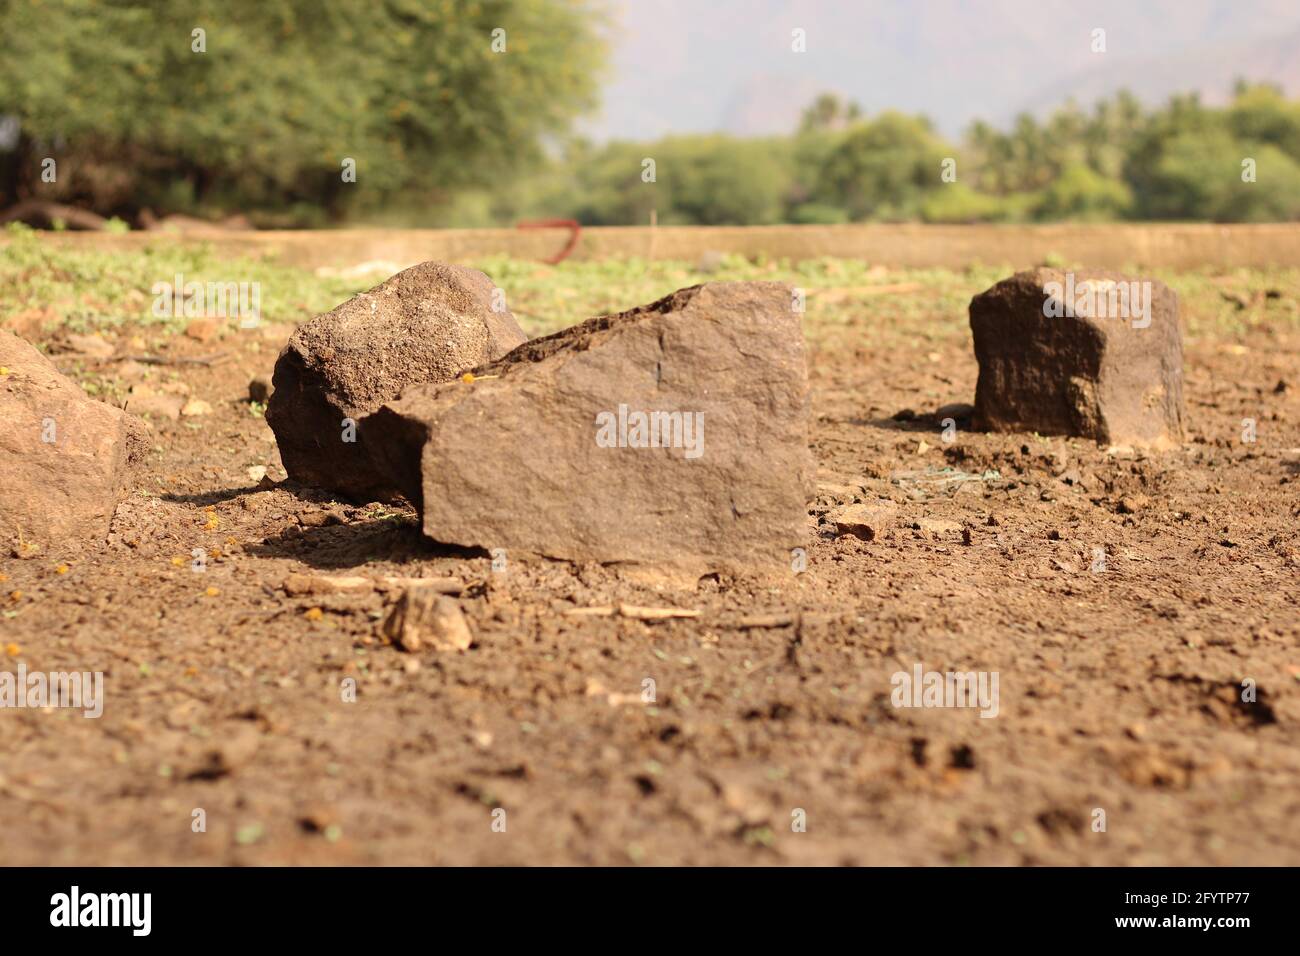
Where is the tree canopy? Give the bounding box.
[0,0,606,222]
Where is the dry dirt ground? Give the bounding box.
[2,268,1299,866]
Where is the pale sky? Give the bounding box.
[582,0,1300,140]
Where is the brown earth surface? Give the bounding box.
[2,278,1298,866]
[23,222,1300,270]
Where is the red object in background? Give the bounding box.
[515,218,581,264]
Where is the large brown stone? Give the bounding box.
[364,282,813,579]
[0,330,151,546]
[266,262,526,501]
[970,269,1185,447]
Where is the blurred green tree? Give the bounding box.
[1036,163,1132,221]
[811,112,951,221]
[0,0,605,223]
[1125,86,1300,221]
[544,135,789,226]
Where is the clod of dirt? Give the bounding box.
[382,587,473,652]
[265,261,526,502]
[1117,493,1150,514]
[297,803,340,833]
[914,517,962,537]
[184,723,261,780]
[829,500,899,541]
[0,330,151,546]
[184,318,220,343]
[364,282,814,579]
[970,269,1185,447]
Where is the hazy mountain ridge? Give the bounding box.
[588,0,1300,139]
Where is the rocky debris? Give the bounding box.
[828,500,899,541]
[382,587,473,652]
[970,269,1185,447]
[265,261,526,502]
[0,330,151,546]
[180,398,212,417]
[248,374,273,404]
[364,282,813,580]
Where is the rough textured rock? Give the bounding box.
[365,282,813,579]
[970,269,1185,447]
[0,330,151,546]
[382,588,473,653]
[828,501,898,541]
[266,262,526,501]
[248,374,272,404]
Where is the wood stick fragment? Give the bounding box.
[618,603,701,620]
[120,352,229,367]
[282,573,463,597]
[377,576,464,595]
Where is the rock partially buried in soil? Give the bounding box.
[365,282,813,580]
[828,500,898,541]
[266,261,526,502]
[970,269,1185,447]
[0,330,151,546]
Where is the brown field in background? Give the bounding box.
[17,222,1300,271]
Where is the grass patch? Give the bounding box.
[3,226,1297,351]
[0,222,366,337]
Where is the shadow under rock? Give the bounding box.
[161,484,265,507]
[161,477,348,508]
[854,403,976,433]
[245,516,487,570]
